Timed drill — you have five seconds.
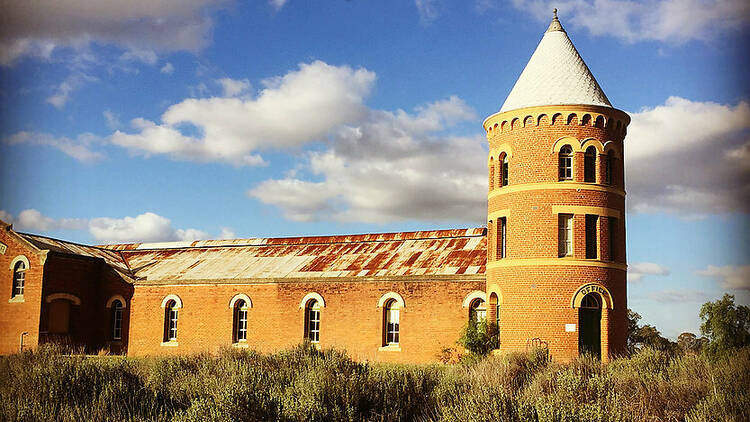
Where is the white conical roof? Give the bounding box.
[499,13,611,113]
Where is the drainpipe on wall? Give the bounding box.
[19,332,28,353]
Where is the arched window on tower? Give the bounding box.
[305,299,321,344]
[604,150,614,185]
[559,145,573,180]
[111,299,123,340]
[233,299,249,343]
[383,299,400,346]
[501,154,509,186]
[469,298,486,322]
[584,146,597,182]
[12,261,26,297]
[163,300,179,342]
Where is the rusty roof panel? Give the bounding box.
[101,228,487,284]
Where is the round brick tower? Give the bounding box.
[483,11,629,362]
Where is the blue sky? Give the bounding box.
[1,0,748,339]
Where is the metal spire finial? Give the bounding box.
[546,7,565,33]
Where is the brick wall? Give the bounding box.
[0,229,44,354]
[127,277,484,363]
[484,105,629,361]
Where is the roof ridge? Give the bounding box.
[18,231,122,255]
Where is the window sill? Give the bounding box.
[378,345,401,352]
[8,295,24,303]
[232,342,249,348]
[160,341,178,347]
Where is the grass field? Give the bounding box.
[1,344,748,421]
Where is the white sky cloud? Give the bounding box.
[648,289,710,304]
[110,61,375,166]
[103,110,122,130]
[3,131,104,163]
[697,264,750,291]
[626,97,750,217]
[45,73,95,109]
[249,96,486,223]
[0,0,225,66]
[269,0,288,10]
[415,0,441,23]
[628,261,671,283]
[511,0,750,43]
[216,77,251,97]
[0,209,224,244]
[160,62,175,74]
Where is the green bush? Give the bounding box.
[457,319,498,357]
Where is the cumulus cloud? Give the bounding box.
[628,262,671,283]
[0,0,225,66]
[110,61,375,166]
[218,227,237,239]
[216,77,251,97]
[160,62,175,74]
[1,209,222,244]
[697,264,750,291]
[649,289,710,304]
[46,73,96,109]
[511,0,750,43]
[626,97,750,217]
[3,131,104,163]
[249,96,486,223]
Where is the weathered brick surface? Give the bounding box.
[484,105,629,361]
[127,278,483,363]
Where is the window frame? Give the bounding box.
[604,150,613,185]
[164,300,179,342]
[12,261,26,297]
[608,217,617,262]
[501,154,509,187]
[305,299,321,344]
[585,214,599,260]
[558,213,574,257]
[112,299,123,340]
[383,299,400,346]
[583,146,597,183]
[559,145,573,181]
[469,298,486,322]
[496,217,507,259]
[234,299,249,343]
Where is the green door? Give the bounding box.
[579,307,601,359]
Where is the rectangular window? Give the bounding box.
[559,155,573,180]
[113,308,122,340]
[168,309,178,341]
[608,217,617,262]
[496,217,507,259]
[386,308,400,345]
[604,154,612,185]
[237,308,248,341]
[502,159,508,186]
[308,308,320,343]
[558,214,573,257]
[585,215,598,259]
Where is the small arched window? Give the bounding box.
[469,298,486,322]
[305,299,321,344]
[12,261,26,297]
[164,300,179,342]
[580,293,601,309]
[559,145,573,181]
[383,299,400,346]
[501,154,509,187]
[584,146,597,182]
[111,300,123,340]
[604,150,614,185]
[234,299,249,343]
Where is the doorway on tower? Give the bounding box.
[578,293,602,359]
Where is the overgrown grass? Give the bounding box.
[1,344,748,421]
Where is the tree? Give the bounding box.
[627,308,677,354]
[457,319,498,356]
[676,332,708,354]
[700,294,750,357]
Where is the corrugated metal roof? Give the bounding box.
[19,233,132,276]
[102,228,487,284]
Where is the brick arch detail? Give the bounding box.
[9,255,30,270]
[299,292,326,309]
[377,291,405,308]
[603,141,622,158]
[551,136,581,153]
[570,283,613,309]
[486,283,504,304]
[161,294,182,309]
[462,290,487,308]
[580,138,604,153]
[46,293,81,306]
[106,295,127,308]
[228,293,253,309]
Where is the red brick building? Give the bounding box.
[0,13,628,363]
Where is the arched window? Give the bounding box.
[233,299,249,343]
[559,145,573,180]
[164,300,179,342]
[501,154,509,186]
[12,261,26,297]
[383,299,400,346]
[305,299,321,344]
[584,146,596,182]
[604,150,614,185]
[469,298,486,322]
[112,299,123,340]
